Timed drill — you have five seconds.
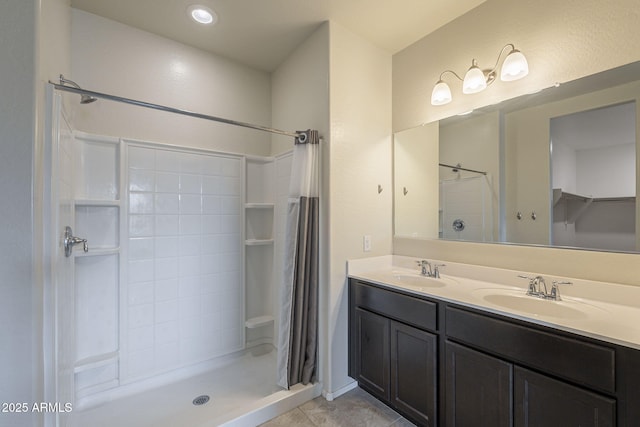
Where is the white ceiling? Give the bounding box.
[70,0,485,71]
[551,102,637,150]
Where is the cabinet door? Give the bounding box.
[515,367,615,427]
[355,308,390,400]
[445,341,512,427]
[391,321,437,426]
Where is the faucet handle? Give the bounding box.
[550,280,573,300]
[518,275,538,294]
[433,264,446,278]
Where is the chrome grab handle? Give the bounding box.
[64,226,88,257]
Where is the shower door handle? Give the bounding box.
[64,226,88,257]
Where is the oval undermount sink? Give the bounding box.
[391,273,455,289]
[473,289,607,320]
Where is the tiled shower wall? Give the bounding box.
[125,144,243,381]
[440,175,494,242]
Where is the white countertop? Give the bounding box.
[348,255,640,350]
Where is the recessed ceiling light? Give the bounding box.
[188,5,217,25]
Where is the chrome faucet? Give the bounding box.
[518,275,572,300]
[417,260,446,278]
[433,264,445,278]
[417,260,432,276]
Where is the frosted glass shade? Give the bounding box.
[431,80,452,105]
[462,65,487,94]
[501,49,529,81]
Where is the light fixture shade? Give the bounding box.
[431,80,452,105]
[462,63,487,94]
[501,49,529,81]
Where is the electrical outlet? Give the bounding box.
[363,235,372,252]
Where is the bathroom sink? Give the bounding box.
[472,288,607,320]
[391,272,455,289]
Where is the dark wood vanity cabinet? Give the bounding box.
[445,341,512,427]
[349,278,640,427]
[353,307,390,400]
[349,280,438,426]
[390,320,437,425]
[446,306,616,426]
[514,367,615,427]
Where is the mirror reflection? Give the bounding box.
[394,61,640,252]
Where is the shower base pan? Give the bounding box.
[67,345,320,427]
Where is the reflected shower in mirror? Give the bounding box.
[394,60,640,253]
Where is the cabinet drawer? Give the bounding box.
[352,280,437,332]
[446,306,615,394]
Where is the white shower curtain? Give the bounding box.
[276,129,320,389]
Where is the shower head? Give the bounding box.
[59,74,97,104]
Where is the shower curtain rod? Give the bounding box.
[439,163,487,175]
[49,82,302,139]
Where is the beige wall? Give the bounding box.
[392,0,640,286]
[271,24,329,157]
[394,123,439,238]
[328,21,393,393]
[393,0,640,131]
[70,9,272,156]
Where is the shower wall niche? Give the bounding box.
[244,154,293,348]
[67,131,291,407]
[72,133,122,400]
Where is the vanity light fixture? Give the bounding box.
[188,5,217,25]
[430,43,529,106]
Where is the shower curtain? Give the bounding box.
[276,129,320,389]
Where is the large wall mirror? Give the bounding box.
[394,61,640,253]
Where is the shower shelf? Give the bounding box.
[74,351,119,373]
[245,239,274,246]
[75,199,121,207]
[245,315,274,329]
[74,247,120,257]
[245,203,274,209]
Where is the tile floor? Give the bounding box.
[259,387,416,427]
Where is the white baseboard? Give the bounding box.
[322,380,357,401]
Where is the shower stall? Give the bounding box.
[45,84,319,427]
